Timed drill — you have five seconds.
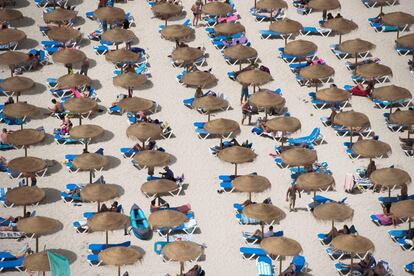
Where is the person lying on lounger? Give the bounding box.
[350,81,375,97]
[340,253,376,274]
[253,225,276,239]
[281,263,296,276]
[325,225,350,240]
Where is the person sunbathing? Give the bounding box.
[184,264,205,276]
[365,262,386,276]
[281,263,296,276]
[253,225,276,239]
[150,198,170,212]
[382,202,397,226]
[110,201,120,212]
[6,212,31,224]
[340,253,376,274]
[241,199,256,207]
[1,128,9,144]
[325,225,350,240]
[350,81,375,97]
[99,204,110,212]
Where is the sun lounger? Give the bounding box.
[0,231,22,239]
[0,251,16,261]
[370,214,393,226]
[240,247,267,260]
[88,241,131,254]
[397,238,414,251]
[0,257,24,272]
[259,30,285,40]
[388,229,413,242]
[405,261,414,273]
[86,254,101,266]
[287,127,324,146]
[301,26,331,37]
[236,213,261,225]
[378,194,414,204]
[292,255,308,273]
[307,196,347,211]
[243,231,283,245]
[256,255,274,275]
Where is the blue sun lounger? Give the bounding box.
[0,257,24,272]
[256,255,273,275]
[240,247,267,260]
[405,262,414,273]
[154,241,170,255]
[88,241,131,254]
[0,251,16,261]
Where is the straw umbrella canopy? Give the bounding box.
[133,150,173,169]
[217,146,257,175]
[182,71,217,88]
[204,118,240,144]
[192,96,229,121]
[99,247,144,276]
[297,172,335,205]
[7,129,45,156]
[396,33,414,62]
[370,168,411,198]
[149,210,188,241]
[43,8,77,25]
[102,29,136,48]
[57,73,92,89]
[261,237,302,275]
[391,200,414,230]
[299,64,335,91]
[237,69,273,92]
[171,47,204,67]
[163,241,202,276]
[233,175,271,200]
[64,97,97,125]
[87,212,130,245]
[355,63,392,80]
[269,18,303,45]
[141,179,178,204]
[307,0,341,11]
[0,28,26,45]
[323,18,358,44]
[333,111,370,143]
[0,51,28,76]
[80,183,120,211]
[214,22,246,36]
[16,216,62,252]
[390,110,414,139]
[266,116,301,146]
[316,87,350,103]
[256,0,288,22]
[382,12,414,38]
[52,48,86,65]
[280,147,317,167]
[352,140,391,160]
[113,73,148,97]
[151,3,183,26]
[372,85,412,112]
[117,96,154,114]
[3,103,38,129]
[202,2,233,16]
[106,49,139,64]
[250,90,285,118]
[70,124,104,152]
[331,235,374,274]
[161,25,193,42]
[47,26,81,43]
[24,252,51,273]
[338,38,376,64]
[314,202,354,233]
[94,7,125,23]
[0,76,34,101]
[0,8,22,22]
[223,44,258,69]
[8,156,46,176]
[126,122,162,146]
[243,203,284,238]
[284,39,317,57]
[73,153,108,183]
[6,186,45,216]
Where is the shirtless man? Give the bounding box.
[286,185,301,211]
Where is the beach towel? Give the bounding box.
[48,251,70,276]
[70,88,82,98]
[344,173,354,193]
[375,214,393,225]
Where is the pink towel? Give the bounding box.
[70,87,82,98]
[376,214,393,225]
[344,173,354,192]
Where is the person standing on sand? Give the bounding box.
[240,84,249,104]
[286,185,301,211]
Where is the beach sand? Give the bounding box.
[1,0,414,275]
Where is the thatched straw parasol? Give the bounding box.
[313,202,353,233]
[47,26,80,43]
[99,247,144,276]
[269,18,303,45]
[7,129,45,156]
[0,28,26,45]
[132,150,173,168]
[316,87,350,103]
[261,237,302,275]
[94,7,125,23]
[80,183,120,211]
[3,102,38,125]
[113,72,148,97]
[151,3,183,26]
[390,110,414,140]
[43,8,77,25]
[8,156,46,174]
[307,0,341,11]
[6,186,45,216]
[284,39,317,57]
[181,71,217,88]
[237,69,273,92]
[323,18,358,44]
[297,172,334,206]
[370,168,411,198]
[57,73,92,88]
[0,51,28,76]
[217,146,257,175]
[223,44,258,69]
[162,241,202,276]
[333,111,370,143]
[339,38,376,64]
[351,140,391,159]
[141,179,178,201]
[192,96,229,121]
[52,48,86,65]
[266,116,301,146]
[87,212,130,244]
[202,2,233,16]
[106,49,139,64]
[280,147,317,167]
[118,96,154,113]
[102,29,136,47]
[382,12,414,38]
[161,25,193,41]
[391,200,414,230]
[243,203,284,238]
[396,33,414,62]
[299,64,335,91]
[73,153,108,183]
[214,22,245,36]
[249,90,285,118]
[355,63,392,79]
[171,47,204,67]
[0,8,22,22]
[126,122,162,146]
[149,210,188,241]
[64,97,97,125]
[0,76,34,101]
[233,175,271,200]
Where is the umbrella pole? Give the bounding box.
[265,108,268,119]
[118,266,121,276]
[165,18,168,27]
[79,116,82,126]
[90,170,93,183]
[180,261,184,276]
[208,113,211,122]
[397,29,400,39]
[281,132,285,147]
[279,258,282,276]
[106,230,108,245]
[284,37,287,46]
[261,222,264,240]
[23,205,26,216]
[350,130,353,144]
[409,218,411,230]
[254,0,257,8]
[84,143,88,153]
[350,254,354,275]
[20,124,24,130]
[98,201,101,212]
[339,34,342,45]
[380,5,383,13]
[16,93,19,103]
[234,163,238,176]
[408,127,411,140]
[249,192,252,201]
[24,146,27,157]
[388,188,391,199]
[36,236,39,253]
[220,137,223,149]
[313,190,316,210]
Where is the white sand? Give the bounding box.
[1,0,414,275]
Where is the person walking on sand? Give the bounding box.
[80,59,89,76]
[191,0,202,27]
[286,185,301,211]
[240,84,249,104]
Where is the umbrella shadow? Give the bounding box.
[33,107,54,120]
[168,11,187,23]
[139,80,154,90]
[73,16,86,27]
[105,155,122,170]
[87,58,97,69]
[94,130,115,144]
[14,0,30,8]
[13,17,36,28]
[40,188,61,205]
[80,37,91,48]
[92,80,102,90]
[44,159,63,175]
[177,183,189,196]
[19,38,39,50]
[25,82,47,97]
[39,133,55,146]
[69,0,83,6]
[130,245,146,257]
[46,248,77,264]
